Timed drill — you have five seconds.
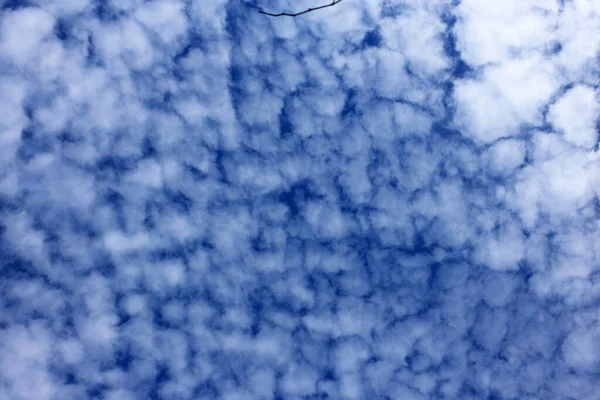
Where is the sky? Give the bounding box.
[1,0,600,399]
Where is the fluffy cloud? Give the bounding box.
[1,0,600,399]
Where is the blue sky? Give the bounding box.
[1,0,600,399]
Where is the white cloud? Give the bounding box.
[563,329,600,372]
[549,85,600,149]
[453,55,559,143]
[454,0,559,66]
[381,8,449,78]
[487,138,526,174]
[0,8,55,65]
[1,0,600,399]
[134,0,187,44]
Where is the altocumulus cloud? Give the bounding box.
[1,0,600,399]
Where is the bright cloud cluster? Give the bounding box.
[1,0,600,399]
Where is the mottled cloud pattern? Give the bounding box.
[1,0,600,399]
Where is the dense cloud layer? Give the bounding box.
[1,0,600,399]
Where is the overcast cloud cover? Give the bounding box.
[1,0,600,398]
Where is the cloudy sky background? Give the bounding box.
[1,0,600,398]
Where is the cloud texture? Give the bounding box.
[1,0,600,399]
